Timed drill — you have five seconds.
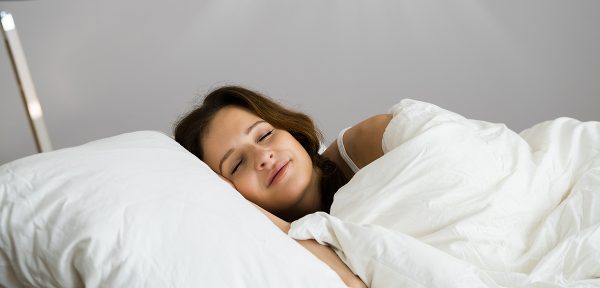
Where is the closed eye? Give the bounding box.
[258,130,273,142]
[231,130,272,175]
[231,158,243,175]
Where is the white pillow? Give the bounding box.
[0,131,345,287]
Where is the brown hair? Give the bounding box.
[173,86,348,216]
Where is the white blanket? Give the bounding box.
[289,100,600,287]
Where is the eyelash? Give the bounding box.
[231,130,274,175]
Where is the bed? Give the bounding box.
[0,131,347,287]
[1,99,599,287]
[289,100,600,287]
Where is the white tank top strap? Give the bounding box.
[337,127,360,173]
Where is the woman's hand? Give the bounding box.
[251,203,367,288]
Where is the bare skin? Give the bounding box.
[322,114,393,178]
[202,106,322,219]
[202,106,392,287]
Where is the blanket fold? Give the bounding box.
[289,99,600,287]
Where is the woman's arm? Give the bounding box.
[252,203,367,288]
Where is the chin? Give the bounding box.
[285,179,314,211]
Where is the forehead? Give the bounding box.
[211,105,261,129]
[201,106,263,167]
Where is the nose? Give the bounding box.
[254,148,274,170]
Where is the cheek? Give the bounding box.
[293,142,313,166]
[289,143,314,186]
[231,173,260,201]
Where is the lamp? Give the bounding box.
[1,7,52,153]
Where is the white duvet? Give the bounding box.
[289,100,600,287]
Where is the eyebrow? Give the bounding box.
[218,120,266,174]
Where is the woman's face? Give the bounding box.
[201,106,320,215]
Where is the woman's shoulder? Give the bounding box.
[323,114,392,175]
[344,114,393,167]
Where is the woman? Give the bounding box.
[174,85,390,287]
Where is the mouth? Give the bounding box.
[267,160,290,187]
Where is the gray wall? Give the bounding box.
[1,0,599,164]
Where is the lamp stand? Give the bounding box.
[1,11,52,153]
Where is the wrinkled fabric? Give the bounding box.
[0,131,346,288]
[290,100,600,287]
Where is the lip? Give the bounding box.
[267,160,290,187]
